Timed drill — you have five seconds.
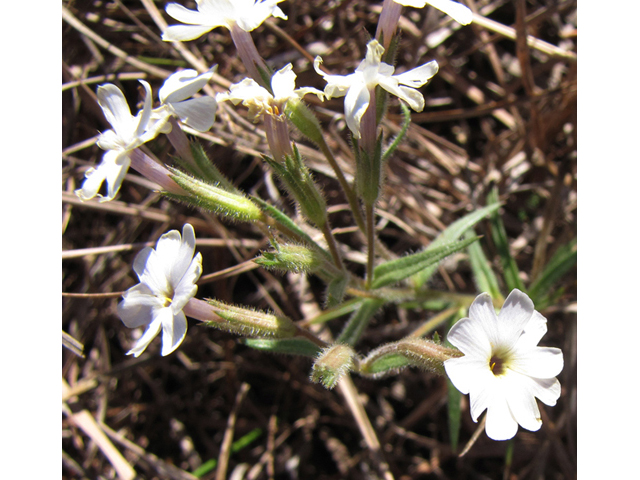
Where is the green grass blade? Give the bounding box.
[528,238,577,305]
[487,187,526,292]
[411,203,501,288]
[192,428,262,477]
[336,298,384,346]
[465,229,503,300]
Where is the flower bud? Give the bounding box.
[255,244,323,274]
[168,168,263,222]
[205,299,297,338]
[310,344,356,390]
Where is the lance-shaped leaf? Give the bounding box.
[374,235,480,289]
[411,203,501,288]
[242,337,322,357]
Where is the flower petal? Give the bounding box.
[393,60,439,88]
[515,310,548,349]
[446,315,492,359]
[170,97,218,132]
[126,315,163,357]
[97,84,137,141]
[161,309,188,356]
[162,24,216,42]
[160,69,214,104]
[117,283,163,328]
[511,346,564,379]
[484,393,519,440]
[504,372,542,432]
[496,288,534,346]
[271,64,297,101]
[424,0,473,25]
[343,80,370,138]
[444,355,490,395]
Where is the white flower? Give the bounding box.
[75,81,170,202]
[444,289,563,441]
[216,63,324,122]
[162,0,287,42]
[158,69,218,132]
[393,0,473,25]
[314,39,438,138]
[117,224,203,357]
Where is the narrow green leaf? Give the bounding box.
[465,228,503,300]
[487,187,526,292]
[411,203,501,287]
[242,338,322,357]
[528,238,576,304]
[360,352,410,376]
[192,428,263,478]
[336,298,384,346]
[325,275,348,308]
[374,236,480,289]
[308,298,362,325]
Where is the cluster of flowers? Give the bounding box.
[76,0,563,443]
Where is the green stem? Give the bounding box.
[365,202,376,289]
[321,221,345,272]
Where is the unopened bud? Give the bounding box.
[310,344,356,390]
[205,299,297,338]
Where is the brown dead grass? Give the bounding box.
[62,1,576,478]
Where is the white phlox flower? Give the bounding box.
[444,289,564,441]
[216,63,324,122]
[314,39,438,138]
[393,0,473,25]
[158,68,218,132]
[162,0,287,42]
[75,81,170,202]
[117,224,203,357]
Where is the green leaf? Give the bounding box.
[528,238,576,305]
[192,428,262,478]
[411,203,502,288]
[307,298,363,325]
[336,298,384,346]
[241,337,322,357]
[465,228,503,300]
[487,187,526,292]
[360,352,410,376]
[325,275,348,308]
[374,236,480,289]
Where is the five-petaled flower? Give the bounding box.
[216,63,324,122]
[158,69,218,132]
[162,0,287,42]
[314,39,438,138]
[444,289,563,441]
[393,0,473,25]
[118,224,203,357]
[75,81,170,202]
